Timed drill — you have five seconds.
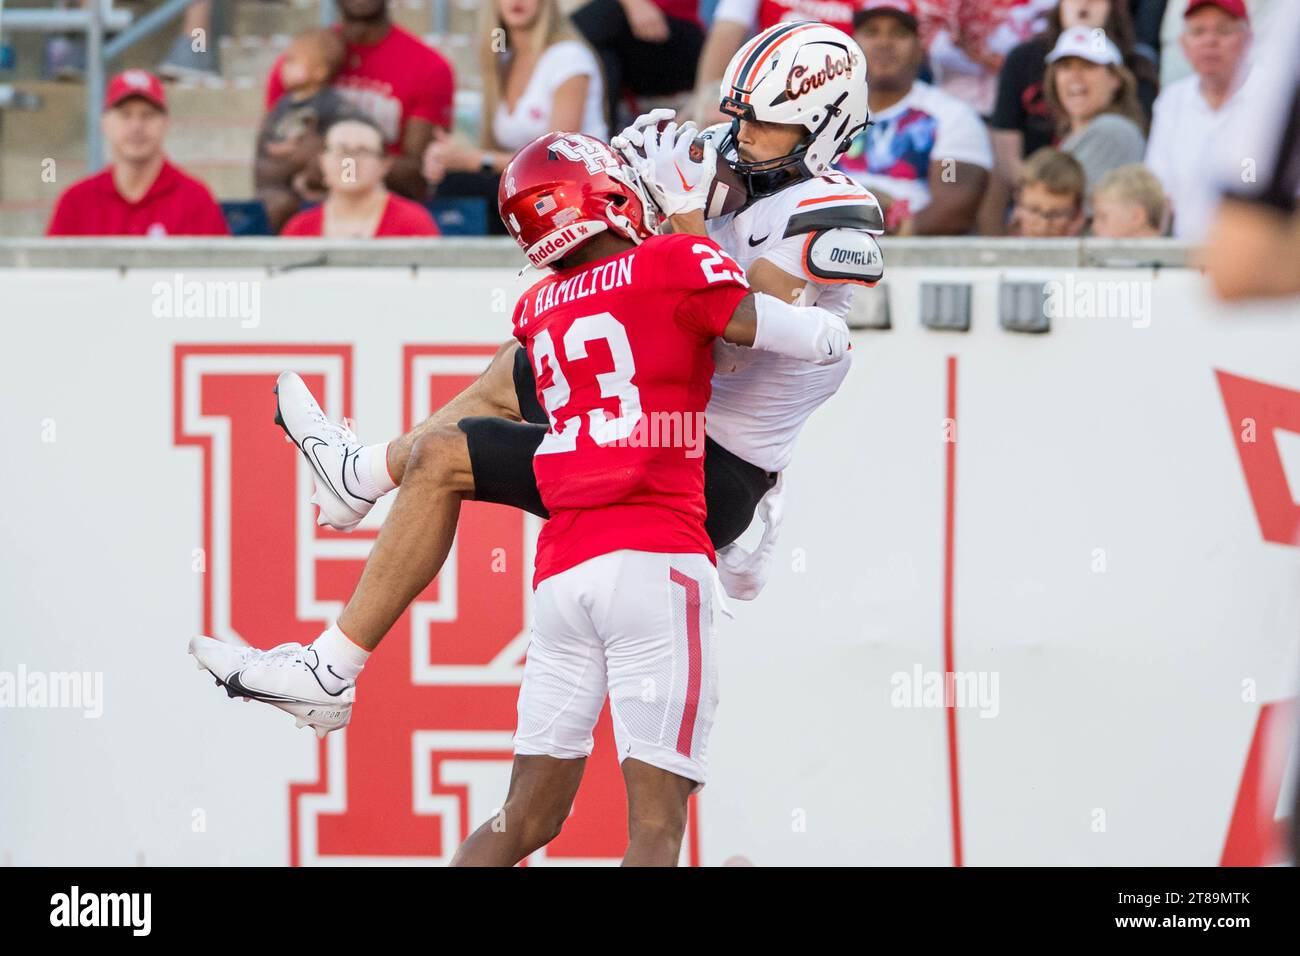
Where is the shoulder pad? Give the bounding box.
[803,229,884,285]
[784,198,885,239]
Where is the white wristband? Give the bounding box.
[752,294,850,365]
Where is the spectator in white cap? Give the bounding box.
[1044,25,1147,193]
[1145,0,1253,240]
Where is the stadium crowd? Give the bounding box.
[43,0,1269,242]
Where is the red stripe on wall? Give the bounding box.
[944,355,965,867]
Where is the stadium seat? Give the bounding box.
[220,200,271,237]
[428,197,488,236]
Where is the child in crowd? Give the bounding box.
[1090,163,1168,238]
[1010,147,1087,238]
[255,29,362,233]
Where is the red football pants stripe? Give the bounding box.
[669,568,702,757]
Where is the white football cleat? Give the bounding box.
[189,635,354,738]
[274,370,373,532]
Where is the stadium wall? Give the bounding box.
[0,238,1296,866]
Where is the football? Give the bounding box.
[632,120,748,219]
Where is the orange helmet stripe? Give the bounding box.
[737,22,823,102]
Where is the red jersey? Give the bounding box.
[757,0,857,33]
[46,159,229,237]
[280,194,440,237]
[655,0,702,26]
[513,233,750,587]
[264,25,454,151]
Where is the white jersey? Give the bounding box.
[704,173,881,473]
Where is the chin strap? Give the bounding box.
[605,201,646,246]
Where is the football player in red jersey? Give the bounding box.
[452,131,847,865]
[190,132,850,864]
[191,25,881,757]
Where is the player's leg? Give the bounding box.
[599,551,720,866]
[335,415,548,651]
[383,340,529,485]
[272,339,528,531]
[328,345,550,648]
[333,420,476,651]
[190,349,548,737]
[452,566,608,865]
[451,755,587,866]
[702,436,777,549]
[621,759,697,867]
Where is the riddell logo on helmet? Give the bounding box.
[786,52,857,101]
[528,222,597,267]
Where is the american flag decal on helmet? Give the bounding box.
[534,195,557,216]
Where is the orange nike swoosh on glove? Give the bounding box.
[674,163,693,192]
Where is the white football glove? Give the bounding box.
[814,312,852,366]
[610,107,678,155]
[630,120,717,218]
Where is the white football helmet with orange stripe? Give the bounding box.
[718,20,870,199]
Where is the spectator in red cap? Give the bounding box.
[1145,0,1252,239]
[262,0,455,203]
[46,70,229,237]
[281,116,439,238]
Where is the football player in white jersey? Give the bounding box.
[189,20,882,740]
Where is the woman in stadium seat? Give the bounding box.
[281,116,440,238]
[1043,26,1148,194]
[421,0,607,235]
[980,0,1160,234]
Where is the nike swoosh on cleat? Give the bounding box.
[303,437,368,516]
[301,648,353,698]
[341,446,376,506]
[224,670,307,705]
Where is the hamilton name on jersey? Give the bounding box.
[528,254,636,320]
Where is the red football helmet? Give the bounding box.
[498,132,660,269]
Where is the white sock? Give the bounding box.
[354,442,397,501]
[311,623,370,681]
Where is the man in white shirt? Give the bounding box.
[1145,0,1253,240]
[1203,0,1300,298]
[834,0,992,235]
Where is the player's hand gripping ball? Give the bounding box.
[612,110,748,219]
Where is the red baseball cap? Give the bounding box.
[853,0,920,32]
[1184,0,1249,22]
[104,69,167,112]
